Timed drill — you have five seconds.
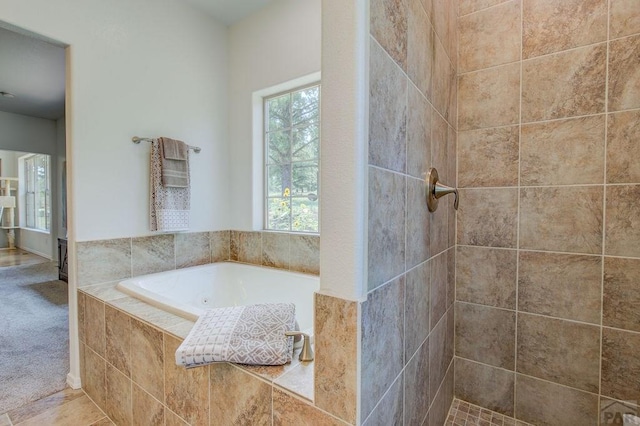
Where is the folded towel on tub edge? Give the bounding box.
[175,303,296,367]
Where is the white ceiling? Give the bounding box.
[183,0,273,25]
[0,1,271,121]
[0,26,66,120]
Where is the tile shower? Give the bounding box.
[69,0,640,425]
[456,0,640,424]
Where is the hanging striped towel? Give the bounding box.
[150,139,190,231]
[175,303,296,367]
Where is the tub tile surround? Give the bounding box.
[456,1,640,424]
[76,229,319,288]
[363,0,457,423]
[77,287,344,425]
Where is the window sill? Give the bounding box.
[20,227,51,235]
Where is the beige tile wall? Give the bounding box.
[363,0,458,424]
[76,230,319,287]
[456,1,640,424]
[78,292,348,425]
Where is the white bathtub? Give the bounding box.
[116,262,319,334]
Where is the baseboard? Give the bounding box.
[66,372,81,389]
[15,246,53,260]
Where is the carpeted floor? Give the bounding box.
[0,262,69,414]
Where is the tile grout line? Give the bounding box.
[513,0,524,418]
[599,0,612,414]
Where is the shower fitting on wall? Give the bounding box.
[426,167,458,212]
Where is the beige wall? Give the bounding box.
[455,0,640,424]
[360,0,458,423]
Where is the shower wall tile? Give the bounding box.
[429,0,458,67]
[209,364,271,425]
[457,188,518,248]
[455,302,516,369]
[105,305,131,377]
[516,313,601,393]
[175,232,210,269]
[406,177,430,268]
[370,0,408,71]
[446,249,456,309]
[85,296,106,357]
[84,347,106,409]
[105,364,132,425]
[610,0,640,38]
[407,0,433,99]
[518,251,602,324]
[603,257,640,333]
[515,374,599,426]
[362,374,403,426]
[404,340,429,424]
[455,357,515,416]
[369,37,407,174]
[429,308,451,402]
[456,246,517,309]
[360,276,405,420]
[163,335,209,425]
[601,327,640,401]
[428,360,454,426]
[429,182,448,257]
[458,126,519,188]
[431,112,449,188]
[314,294,357,424]
[458,0,520,73]
[605,185,640,258]
[230,231,261,265]
[522,43,607,122]
[458,0,508,16]
[433,36,454,122]
[459,63,520,131]
[520,115,606,186]
[132,384,164,426]
[608,34,640,112]
[76,238,131,287]
[262,232,290,270]
[367,167,406,290]
[289,234,319,275]
[607,110,640,183]
[210,230,230,262]
[406,84,432,179]
[405,261,431,359]
[430,252,448,330]
[132,234,175,276]
[519,186,603,254]
[522,0,607,59]
[131,319,164,402]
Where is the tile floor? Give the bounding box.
[446,399,532,426]
[0,388,111,426]
[0,249,49,268]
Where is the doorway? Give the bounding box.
[0,25,69,414]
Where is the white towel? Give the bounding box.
[150,139,190,231]
[175,303,296,367]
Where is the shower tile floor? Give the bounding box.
[446,399,533,426]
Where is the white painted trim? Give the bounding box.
[251,72,322,231]
[64,45,81,391]
[66,372,81,389]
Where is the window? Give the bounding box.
[24,154,51,232]
[265,84,320,233]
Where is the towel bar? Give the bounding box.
[132,136,201,153]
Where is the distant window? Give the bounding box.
[24,154,50,232]
[264,83,320,233]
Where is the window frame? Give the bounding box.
[22,153,51,233]
[257,77,321,234]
